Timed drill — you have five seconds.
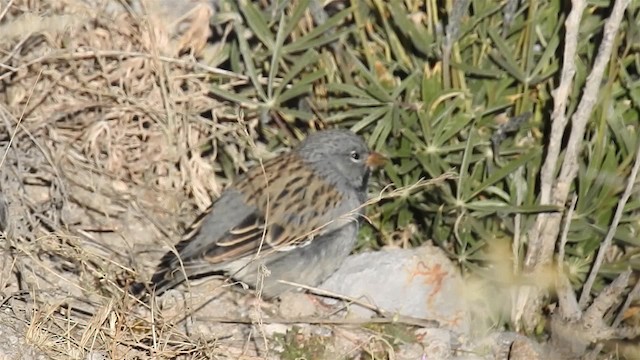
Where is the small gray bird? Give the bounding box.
[137,129,385,298]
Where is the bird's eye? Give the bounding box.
[350,151,361,161]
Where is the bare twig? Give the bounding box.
[0,193,7,233]
[512,167,525,272]
[613,276,640,327]
[196,315,437,327]
[523,0,586,270]
[554,0,630,208]
[552,194,580,323]
[0,71,42,170]
[579,137,640,306]
[0,50,245,82]
[555,270,581,321]
[557,194,578,266]
[276,280,440,328]
[0,0,15,23]
[582,269,631,333]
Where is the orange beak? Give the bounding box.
[365,151,387,168]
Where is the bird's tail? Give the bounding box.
[129,212,216,298]
[129,251,190,298]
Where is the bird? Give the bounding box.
[134,129,386,299]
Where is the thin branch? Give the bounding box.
[554,0,631,208]
[558,194,578,266]
[196,315,437,327]
[613,277,640,327]
[513,167,525,272]
[582,269,632,332]
[277,280,440,328]
[0,0,15,23]
[539,0,586,206]
[523,0,586,270]
[555,270,581,321]
[579,137,640,306]
[0,71,42,170]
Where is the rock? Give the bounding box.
[395,343,426,360]
[320,245,469,334]
[278,292,317,319]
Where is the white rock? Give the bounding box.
[320,245,469,334]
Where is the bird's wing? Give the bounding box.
[147,153,357,293]
[204,152,353,262]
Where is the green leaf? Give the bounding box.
[433,113,475,147]
[328,83,373,98]
[465,147,542,201]
[351,106,389,133]
[239,0,274,50]
[281,6,353,53]
[284,27,354,54]
[530,20,562,79]
[274,49,320,99]
[209,85,260,108]
[235,22,268,102]
[387,1,433,55]
[347,52,393,102]
[281,0,311,38]
[488,28,526,83]
[267,14,288,99]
